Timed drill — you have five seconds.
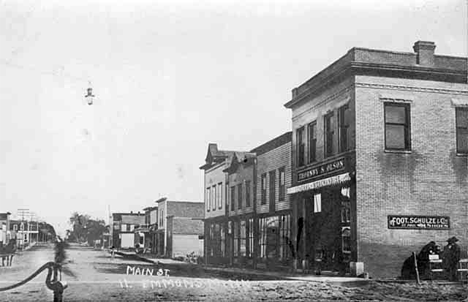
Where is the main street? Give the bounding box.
[1,244,467,301]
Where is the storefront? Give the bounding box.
[289,154,355,274]
[228,215,255,267]
[206,219,228,265]
[256,211,293,269]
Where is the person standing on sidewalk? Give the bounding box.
[443,236,461,281]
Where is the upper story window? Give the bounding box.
[296,127,305,167]
[324,112,335,157]
[261,173,267,205]
[384,103,411,151]
[206,187,211,212]
[245,180,251,207]
[212,185,217,211]
[456,107,468,154]
[218,182,223,208]
[121,224,127,231]
[226,183,229,209]
[230,186,235,211]
[237,183,243,209]
[308,122,317,163]
[339,104,351,152]
[269,170,276,205]
[160,209,164,228]
[278,167,286,201]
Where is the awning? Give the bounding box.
[287,172,351,195]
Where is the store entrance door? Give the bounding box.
[306,188,343,273]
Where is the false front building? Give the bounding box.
[201,133,293,268]
[285,41,468,278]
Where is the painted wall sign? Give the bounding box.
[387,215,450,230]
[297,158,345,182]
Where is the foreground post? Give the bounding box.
[413,252,421,285]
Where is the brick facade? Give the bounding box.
[355,76,468,278]
[285,41,468,278]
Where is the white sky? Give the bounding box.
[1,0,467,235]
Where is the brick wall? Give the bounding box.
[172,217,203,235]
[291,77,355,185]
[355,75,468,278]
[228,163,255,216]
[256,140,292,214]
[167,201,204,219]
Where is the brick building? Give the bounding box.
[251,132,293,269]
[154,198,204,258]
[284,41,468,278]
[200,132,292,268]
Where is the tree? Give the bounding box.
[39,222,56,242]
[67,212,107,245]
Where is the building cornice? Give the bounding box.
[285,51,467,109]
[355,82,468,95]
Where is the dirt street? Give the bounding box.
[0,244,467,301]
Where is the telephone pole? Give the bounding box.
[17,209,29,249]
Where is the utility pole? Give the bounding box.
[17,209,29,250]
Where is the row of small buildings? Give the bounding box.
[109,198,204,258]
[0,212,56,248]
[200,41,468,279]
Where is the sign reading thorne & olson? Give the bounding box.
[297,158,345,182]
[387,215,450,230]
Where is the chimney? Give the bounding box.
[413,41,436,66]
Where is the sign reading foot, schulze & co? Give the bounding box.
[387,215,450,230]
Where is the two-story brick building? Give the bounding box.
[285,41,468,278]
[251,132,293,270]
[154,197,204,258]
[201,132,293,269]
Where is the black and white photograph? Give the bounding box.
[1,0,467,301]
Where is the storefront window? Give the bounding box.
[233,221,239,257]
[248,218,254,257]
[214,223,220,256]
[210,224,214,256]
[259,218,266,258]
[279,214,291,260]
[240,220,246,256]
[220,225,225,257]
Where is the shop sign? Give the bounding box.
[297,158,345,182]
[387,215,450,230]
[287,172,351,194]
